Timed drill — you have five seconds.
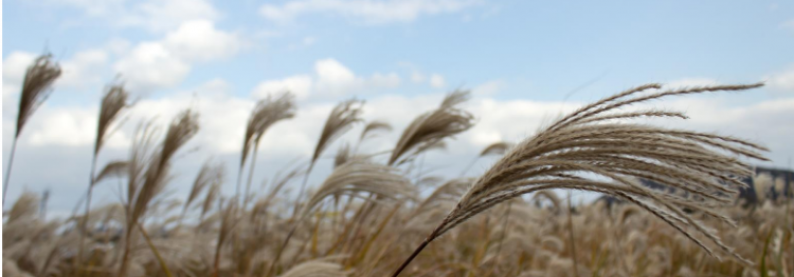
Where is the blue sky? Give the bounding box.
[2,0,794,213]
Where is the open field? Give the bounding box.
[3,54,794,277]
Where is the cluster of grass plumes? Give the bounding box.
[390,82,770,276]
[5,178,794,277]
[6,73,794,277]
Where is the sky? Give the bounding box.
[2,0,793,216]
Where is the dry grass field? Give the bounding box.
[2,54,793,277]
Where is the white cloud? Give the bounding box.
[467,98,577,146]
[766,67,794,92]
[314,58,402,96]
[126,81,257,153]
[26,108,99,147]
[399,63,450,89]
[52,0,126,16]
[315,58,357,88]
[3,52,38,118]
[252,58,401,99]
[113,42,191,92]
[58,49,109,88]
[164,20,244,62]
[3,50,110,113]
[429,73,446,88]
[126,0,219,32]
[105,38,132,56]
[370,73,401,88]
[113,20,244,92]
[3,52,38,84]
[54,0,220,33]
[471,80,504,96]
[252,75,314,100]
[259,0,480,24]
[410,71,425,83]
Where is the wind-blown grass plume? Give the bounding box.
[79,83,131,263]
[334,142,352,168]
[3,54,62,205]
[753,173,773,204]
[200,181,221,222]
[406,179,471,232]
[131,110,199,222]
[119,109,199,277]
[352,120,393,165]
[360,120,392,140]
[213,199,239,277]
[268,161,413,277]
[93,160,130,184]
[389,90,474,166]
[460,141,514,176]
[298,99,364,210]
[299,161,415,220]
[94,83,132,155]
[531,190,562,213]
[240,92,297,206]
[390,82,768,277]
[480,142,513,157]
[358,120,392,146]
[180,159,224,227]
[412,179,471,218]
[3,192,70,277]
[279,260,348,277]
[7,191,39,223]
[257,165,305,213]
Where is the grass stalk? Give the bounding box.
[3,137,20,206]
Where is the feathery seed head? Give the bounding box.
[16,54,62,137]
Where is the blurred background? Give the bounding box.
[2,0,793,216]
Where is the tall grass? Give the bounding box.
[297,99,364,213]
[390,83,767,276]
[237,92,296,206]
[4,58,792,277]
[3,54,61,205]
[118,109,199,277]
[79,82,131,264]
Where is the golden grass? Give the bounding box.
[3,68,793,277]
[3,53,62,204]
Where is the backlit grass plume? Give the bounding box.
[390,82,767,277]
[297,99,364,210]
[3,54,62,205]
[334,142,352,168]
[93,160,129,184]
[79,82,131,262]
[94,83,132,155]
[180,159,224,227]
[279,260,348,277]
[268,161,413,277]
[200,180,221,222]
[359,120,392,142]
[238,92,296,205]
[389,90,474,166]
[119,109,199,277]
[213,199,239,277]
[299,161,415,220]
